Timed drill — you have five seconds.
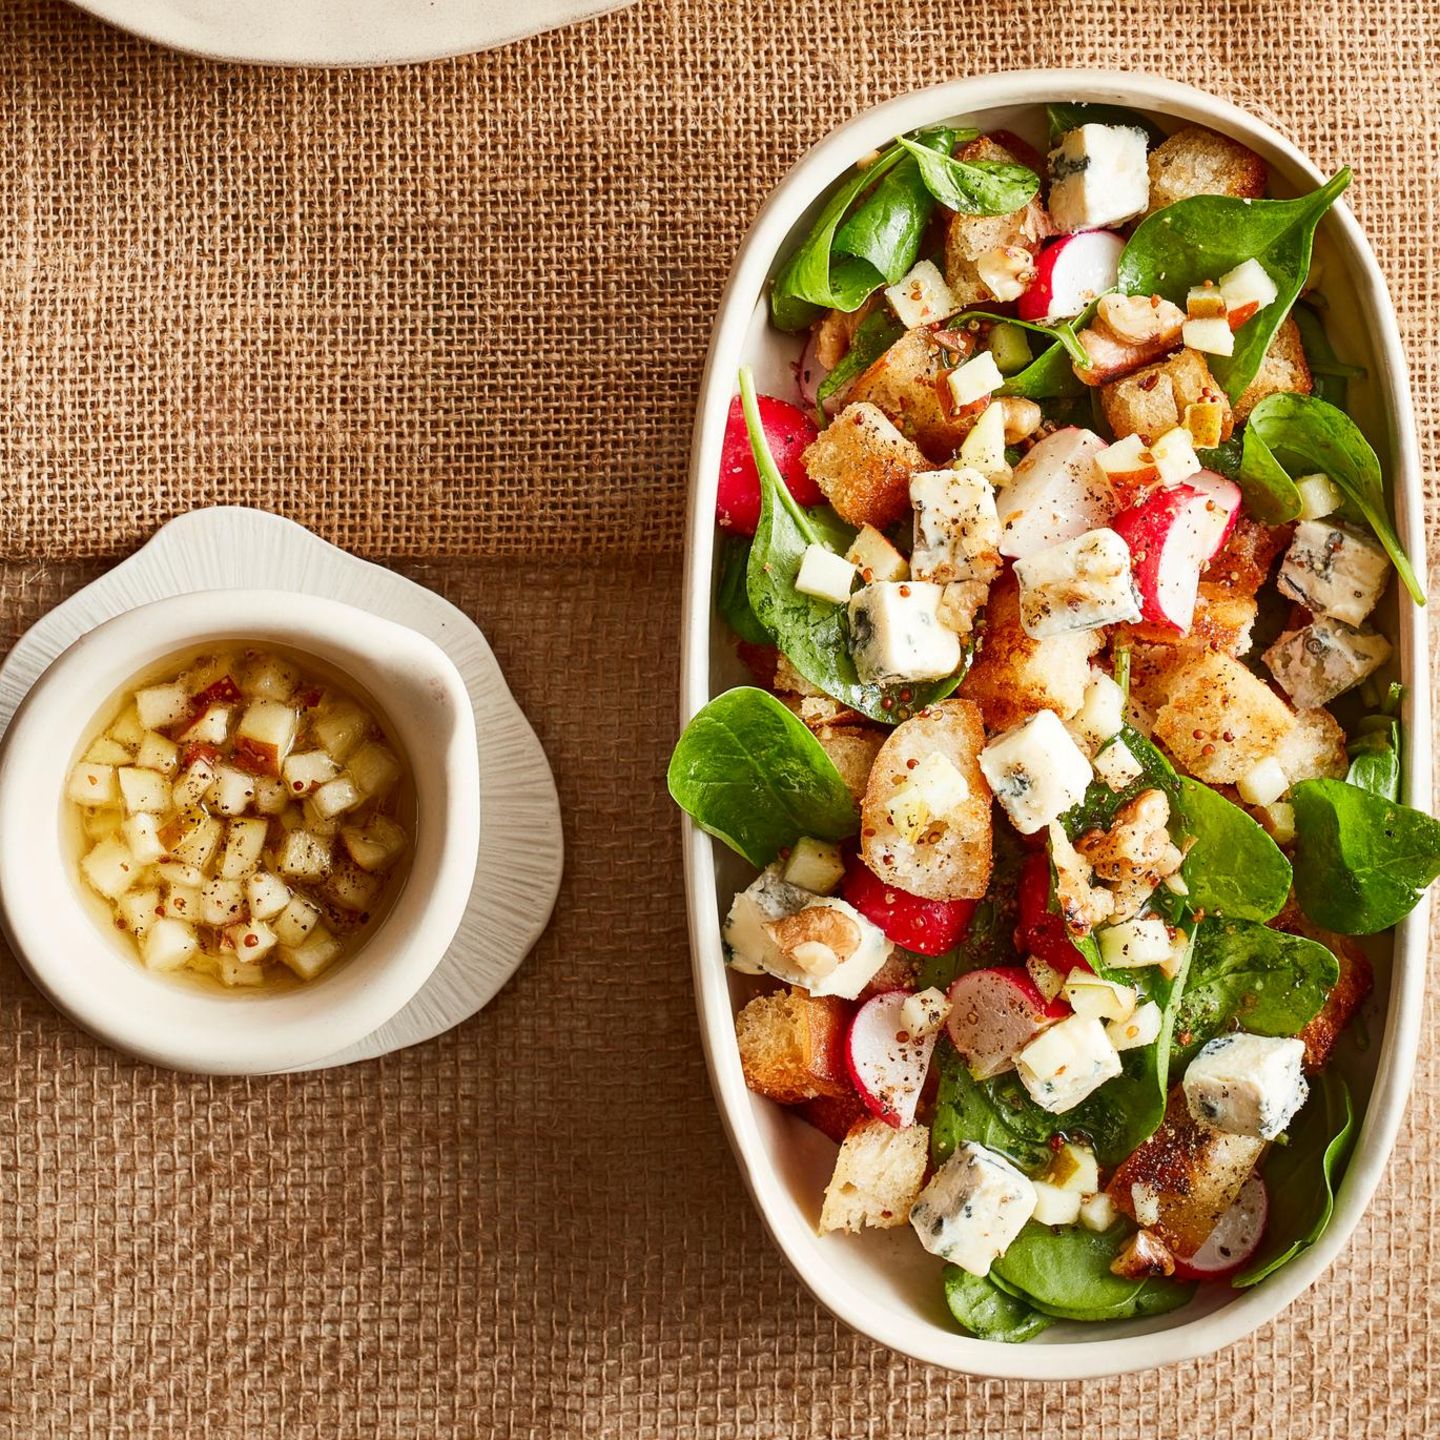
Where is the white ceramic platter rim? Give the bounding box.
[0,506,563,1073]
[678,71,1431,1379]
[65,0,632,67]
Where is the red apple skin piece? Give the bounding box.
[1226,300,1260,329]
[944,966,1067,1081]
[716,393,822,535]
[1171,1175,1269,1281]
[1016,230,1125,325]
[845,990,941,1128]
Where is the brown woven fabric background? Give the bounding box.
[1,2,1437,1435]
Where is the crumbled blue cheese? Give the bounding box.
[1013,528,1142,639]
[978,709,1093,834]
[721,868,812,976]
[847,581,963,685]
[1277,519,1392,626]
[1182,1033,1309,1140]
[1016,1013,1123,1113]
[1263,616,1392,709]
[910,467,1002,587]
[1047,125,1150,231]
[909,1142,1038,1276]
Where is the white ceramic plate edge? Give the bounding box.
[678,71,1431,1379]
[0,506,563,1072]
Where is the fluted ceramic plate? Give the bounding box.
[66,0,634,66]
[0,506,562,1071]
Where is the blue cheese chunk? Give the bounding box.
[1183,1033,1309,1140]
[1047,124,1150,231]
[910,467,1002,587]
[978,709,1093,834]
[721,868,812,977]
[1016,1013,1123,1113]
[847,581,963,685]
[1013,528,1142,639]
[1263,616,1392,709]
[910,1141,1038,1276]
[1277,519,1392,625]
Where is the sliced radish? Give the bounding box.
[945,966,1065,1081]
[1173,1175,1269,1280]
[840,848,977,957]
[1186,470,1243,559]
[846,990,941,1128]
[1112,478,1241,634]
[1017,230,1125,325]
[797,331,830,411]
[1015,851,1092,974]
[995,426,1114,559]
[717,394,822,535]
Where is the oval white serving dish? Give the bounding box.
[678,71,1430,1378]
[0,588,481,1075]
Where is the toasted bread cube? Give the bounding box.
[348,742,402,799]
[1101,349,1233,446]
[734,987,853,1104]
[82,837,139,899]
[281,927,343,981]
[218,816,269,880]
[1233,316,1312,422]
[135,683,192,731]
[282,750,341,797]
[274,894,323,948]
[135,730,180,776]
[140,917,199,973]
[68,762,119,807]
[340,816,409,873]
[245,870,292,921]
[846,328,981,462]
[277,829,332,882]
[85,736,133,766]
[810,724,885,806]
[1272,706,1348,785]
[944,135,1049,292]
[117,887,162,940]
[1144,125,1268,215]
[819,1119,930,1233]
[802,402,928,530]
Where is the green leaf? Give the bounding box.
[740,368,963,723]
[1234,1071,1355,1286]
[1244,391,1424,605]
[943,1265,1052,1343]
[1345,685,1403,802]
[1292,303,1365,409]
[1058,723,1177,838]
[916,823,1028,989]
[897,135,1041,217]
[1291,777,1440,933]
[991,1223,1195,1322]
[958,310,1091,368]
[666,687,859,867]
[1175,777,1292,922]
[1238,419,1303,524]
[834,128,960,284]
[1170,918,1339,1070]
[1046,102,1166,145]
[815,311,905,412]
[996,298,1099,400]
[1197,435,1243,482]
[1116,171,1351,401]
[930,1044,1055,1173]
[715,534,771,645]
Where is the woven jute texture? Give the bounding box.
[2,2,1438,1436]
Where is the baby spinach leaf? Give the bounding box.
[958,310,1091,368]
[715,534,771,645]
[930,1044,1056,1173]
[943,1265,1051,1343]
[815,311,904,412]
[1197,435,1243,482]
[1293,303,1365,409]
[1245,391,1424,605]
[1291,777,1440,933]
[997,298,1098,400]
[1045,102,1166,145]
[991,1223,1195,1322]
[916,824,1027,990]
[897,135,1040,217]
[1170,918,1338,1069]
[666,687,858,867]
[1116,170,1350,402]
[1058,723,1177,839]
[1234,1070,1355,1286]
[740,368,962,723]
[1346,685,1403,802]
[1238,419,1303,524]
[834,128,960,284]
[1175,777,1292,922]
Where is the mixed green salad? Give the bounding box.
[669,103,1440,1341]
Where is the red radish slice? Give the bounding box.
[1017,230,1125,325]
[716,394,822,535]
[1015,851,1091,974]
[1173,1175,1269,1281]
[846,990,941,1128]
[1112,479,1241,634]
[1186,470,1243,559]
[945,966,1065,1081]
[841,849,977,957]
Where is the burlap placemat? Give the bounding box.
[2,2,1437,1435]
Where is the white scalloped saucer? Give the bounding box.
[0,507,563,1072]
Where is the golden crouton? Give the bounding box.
[1145,125,1268,215]
[960,572,1103,730]
[861,699,993,901]
[797,1090,869,1143]
[1202,517,1290,598]
[1100,348,1234,445]
[1119,581,1258,659]
[944,136,1050,304]
[734,988,853,1105]
[1152,651,1297,785]
[802,402,927,530]
[846,327,984,460]
[812,723,886,804]
[1233,315,1313,422]
[1272,902,1375,1072]
[1272,707,1348,784]
[1108,1086,1264,1258]
[819,1118,930,1233]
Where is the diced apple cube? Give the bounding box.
[140,917,199,972]
[243,655,299,701]
[68,762,119,806]
[201,877,247,928]
[117,766,172,815]
[82,837,139,899]
[274,894,323,947]
[845,524,909,583]
[340,816,408,872]
[117,887,162,940]
[282,751,341,796]
[301,801,340,839]
[277,830,332,882]
[346,742,402,799]
[82,807,124,842]
[251,776,291,814]
[181,705,232,745]
[234,700,299,775]
[1181,317,1234,357]
[327,859,382,914]
[245,871,292,921]
[203,765,253,817]
[156,859,205,888]
[123,812,168,865]
[219,957,267,988]
[225,917,278,960]
[281,927,343,981]
[311,777,363,820]
[171,815,222,870]
[172,758,218,810]
[135,730,180,776]
[85,736,133,765]
[162,884,202,922]
[313,703,370,762]
[136,684,191,730]
[218,817,269,880]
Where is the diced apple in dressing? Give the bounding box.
[282,751,340,796]
[135,731,180,776]
[81,837,138,899]
[171,815,223,870]
[327,859,382,914]
[67,762,119,806]
[141,917,199,972]
[274,895,322,947]
[245,871,292,920]
[233,700,299,776]
[281,927,342,981]
[277,830,331,881]
[201,877,247,928]
[136,685,190,731]
[172,758,217,810]
[85,736,133,766]
[118,766,172,815]
[162,883,202,921]
[117,888,162,940]
[251,775,291,814]
[181,706,233,746]
[312,703,369,761]
[243,655,299,700]
[208,765,257,816]
[219,956,267,988]
[123,812,167,865]
[340,816,408,873]
[348,743,401,798]
[311,777,362,820]
[218,817,269,880]
[225,918,278,961]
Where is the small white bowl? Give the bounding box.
[680,72,1430,1377]
[0,588,481,1075]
